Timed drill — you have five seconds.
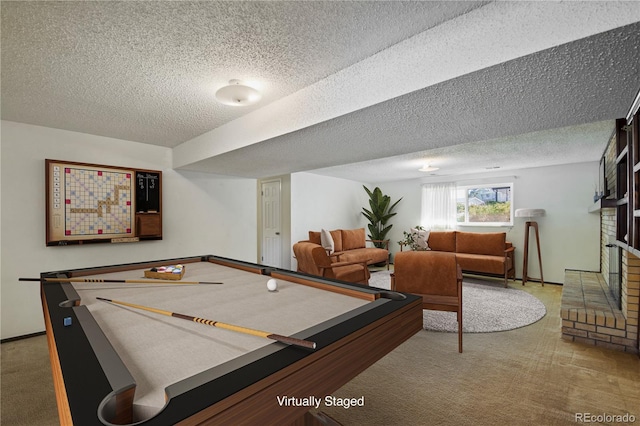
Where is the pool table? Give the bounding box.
[39,255,422,425]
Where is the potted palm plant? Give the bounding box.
[361,186,402,249]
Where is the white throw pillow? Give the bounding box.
[320,229,335,254]
[410,228,430,250]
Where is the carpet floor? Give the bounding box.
[369,272,546,333]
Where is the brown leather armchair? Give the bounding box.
[391,251,463,352]
[293,242,323,276]
[293,243,369,285]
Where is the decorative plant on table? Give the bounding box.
[398,225,429,251]
[361,186,402,249]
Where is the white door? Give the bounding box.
[261,180,282,268]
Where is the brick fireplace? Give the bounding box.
[561,263,638,353]
[560,133,639,354]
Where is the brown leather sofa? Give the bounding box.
[402,231,515,287]
[294,228,389,276]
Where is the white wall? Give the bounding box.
[1,121,601,338]
[381,162,600,284]
[1,121,257,339]
[290,172,369,268]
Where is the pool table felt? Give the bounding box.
[70,262,370,414]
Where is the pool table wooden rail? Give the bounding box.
[177,294,422,425]
[49,255,265,279]
[39,255,422,425]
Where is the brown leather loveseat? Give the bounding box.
[402,231,515,287]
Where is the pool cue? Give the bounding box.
[19,277,223,285]
[96,297,316,350]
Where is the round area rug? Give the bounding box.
[368,271,546,333]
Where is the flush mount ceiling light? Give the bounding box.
[418,164,439,172]
[215,79,262,106]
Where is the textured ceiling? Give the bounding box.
[311,121,616,183]
[1,1,484,146]
[179,22,640,180]
[2,2,640,182]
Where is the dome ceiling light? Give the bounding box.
[418,164,439,172]
[215,79,262,106]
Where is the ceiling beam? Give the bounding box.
[173,2,640,170]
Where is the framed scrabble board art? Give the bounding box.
[46,159,162,246]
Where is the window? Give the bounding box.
[421,182,457,229]
[456,183,513,226]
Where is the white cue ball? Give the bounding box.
[267,278,278,292]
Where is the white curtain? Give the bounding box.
[421,182,457,229]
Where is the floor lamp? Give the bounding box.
[515,208,545,286]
